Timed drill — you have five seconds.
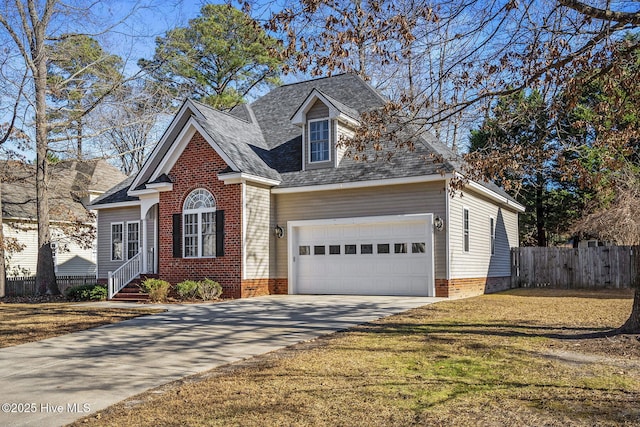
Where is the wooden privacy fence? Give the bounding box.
[5,275,98,296]
[511,246,639,289]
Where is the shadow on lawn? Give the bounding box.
[502,288,635,300]
[358,320,621,341]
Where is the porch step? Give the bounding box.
[110,280,150,302]
[111,292,150,301]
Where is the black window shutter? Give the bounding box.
[172,213,182,258]
[216,210,225,257]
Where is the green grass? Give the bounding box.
[73,288,640,426]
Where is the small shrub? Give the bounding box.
[176,280,199,300]
[65,284,107,301]
[140,278,171,303]
[197,278,222,301]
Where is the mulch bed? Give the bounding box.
[0,294,68,304]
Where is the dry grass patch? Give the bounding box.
[0,303,161,348]
[73,288,640,427]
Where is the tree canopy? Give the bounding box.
[47,34,124,159]
[140,4,284,109]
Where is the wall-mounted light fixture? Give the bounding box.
[434,216,444,231]
[274,225,285,238]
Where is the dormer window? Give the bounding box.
[309,119,330,163]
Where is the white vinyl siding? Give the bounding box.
[245,183,273,279]
[3,221,98,277]
[97,206,141,279]
[335,123,354,165]
[306,99,330,119]
[448,186,519,279]
[275,182,447,280]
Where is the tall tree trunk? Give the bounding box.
[0,178,5,298]
[34,33,58,295]
[619,287,640,333]
[354,0,367,80]
[77,120,83,160]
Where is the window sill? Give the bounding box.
[308,160,332,165]
[183,256,217,259]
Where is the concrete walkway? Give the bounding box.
[0,295,441,427]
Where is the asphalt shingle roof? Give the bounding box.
[93,73,517,206]
[3,159,127,222]
[190,101,282,181]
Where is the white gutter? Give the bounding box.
[271,174,452,194]
[218,172,281,187]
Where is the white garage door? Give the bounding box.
[289,214,434,296]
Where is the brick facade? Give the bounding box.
[158,131,244,299]
[435,277,511,299]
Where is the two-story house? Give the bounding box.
[91,74,524,300]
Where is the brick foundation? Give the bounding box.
[240,278,288,298]
[435,277,511,299]
[269,278,289,295]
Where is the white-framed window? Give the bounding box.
[127,222,140,260]
[111,222,124,261]
[183,188,216,258]
[463,207,470,253]
[111,221,140,262]
[309,119,330,163]
[490,216,496,255]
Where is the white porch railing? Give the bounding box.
[108,251,142,299]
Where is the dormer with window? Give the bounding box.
[290,89,360,170]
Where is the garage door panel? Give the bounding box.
[292,215,434,296]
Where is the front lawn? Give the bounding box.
[75,288,640,426]
[0,303,161,348]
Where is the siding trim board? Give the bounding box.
[91,201,141,210]
[445,179,451,281]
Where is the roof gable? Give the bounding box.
[290,88,360,126]
[129,100,280,196]
[250,74,386,151]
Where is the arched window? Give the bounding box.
[183,189,216,257]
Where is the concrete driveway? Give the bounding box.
[0,294,440,427]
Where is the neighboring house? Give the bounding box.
[2,160,127,277]
[91,74,525,299]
